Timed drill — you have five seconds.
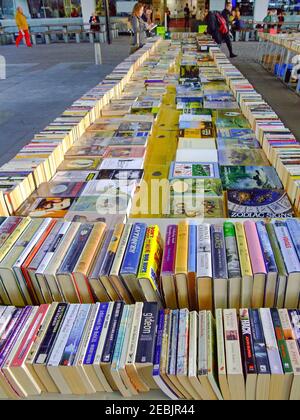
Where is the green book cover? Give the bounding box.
[270,309,293,374]
[265,223,287,277]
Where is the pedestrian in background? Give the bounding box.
[184,3,190,31]
[131,3,147,48]
[15,6,32,48]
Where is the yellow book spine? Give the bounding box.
[108,223,125,254]
[0,217,31,262]
[75,222,106,275]
[235,223,253,277]
[138,225,163,291]
[175,221,189,274]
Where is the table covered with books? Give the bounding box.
[0,34,299,402]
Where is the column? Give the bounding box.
[254,0,269,22]
[81,0,96,24]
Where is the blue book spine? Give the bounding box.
[211,225,228,279]
[168,310,179,376]
[101,302,124,363]
[249,309,270,375]
[120,223,147,275]
[188,225,197,273]
[60,304,91,366]
[256,221,278,273]
[84,302,109,365]
[153,309,165,375]
[286,219,300,261]
[136,302,159,364]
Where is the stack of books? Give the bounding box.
[0,302,299,400]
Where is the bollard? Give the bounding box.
[94,42,102,65]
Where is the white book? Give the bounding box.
[13,218,52,305]
[223,309,245,401]
[47,304,80,395]
[81,180,136,197]
[178,139,216,150]
[0,307,16,337]
[99,158,144,171]
[197,224,213,311]
[93,301,114,392]
[179,114,212,123]
[176,149,218,163]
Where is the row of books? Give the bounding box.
[0,215,299,312]
[213,47,300,215]
[0,39,162,217]
[0,302,299,400]
[258,32,300,54]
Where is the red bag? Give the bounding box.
[216,13,229,35]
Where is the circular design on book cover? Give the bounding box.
[50,185,68,194]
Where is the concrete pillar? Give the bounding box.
[254,0,269,22]
[81,0,96,24]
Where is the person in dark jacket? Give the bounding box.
[221,2,237,57]
[89,12,100,32]
[206,8,237,58]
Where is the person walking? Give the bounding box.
[221,1,237,58]
[89,12,100,32]
[15,6,32,48]
[205,9,237,58]
[184,3,190,31]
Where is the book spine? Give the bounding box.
[58,224,93,273]
[100,223,124,276]
[135,302,159,364]
[273,221,300,273]
[270,308,293,374]
[0,306,33,366]
[30,221,63,270]
[168,310,179,376]
[126,302,143,364]
[196,224,212,278]
[223,309,243,375]
[286,219,300,260]
[93,302,114,365]
[249,309,270,375]
[138,225,163,291]
[288,310,300,348]
[60,304,91,366]
[12,304,50,366]
[47,304,80,366]
[111,305,128,368]
[161,225,177,275]
[198,310,207,376]
[0,217,22,248]
[235,223,252,277]
[224,222,241,279]
[259,308,283,375]
[0,217,31,262]
[110,223,132,276]
[34,303,68,364]
[0,307,16,336]
[121,223,147,275]
[0,309,23,358]
[177,308,189,376]
[215,309,227,376]
[153,309,165,375]
[244,221,266,274]
[175,221,188,274]
[188,225,197,274]
[211,225,228,279]
[265,223,287,277]
[256,222,277,273]
[278,309,295,340]
[84,302,109,365]
[239,308,257,375]
[101,301,124,363]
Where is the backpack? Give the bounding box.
[216,12,228,35]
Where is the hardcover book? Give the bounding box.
[218,149,270,166]
[169,162,220,179]
[220,166,283,190]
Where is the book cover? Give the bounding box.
[272,221,300,274]
[121,223,147,276]
[84,302,109,365]
[227,190,294,218]
[0,217,23,249]
[259,309,283,375]
[161,225,177,275]
[188,225,197,275]
[196,224,212,278]
[169,194,225,218]
[136,302,159,364]
[168,310,179,376]
[169,178,223,197]
[220,166,282,190]
[244,221,267,275]
[35,182,85,198]
[211,225,228,280]
[217,128,255,140]
[235,223,252,277]
[99,158,144,171]
[58,158,101,171]
[52,171,99,183]
[97,169,144,182]
[218,149,270,166]
[270,309,293,374]
[216,110,250,128]
[19,197,74,218]
[101,301,124,363]
[100,223,124,277]
[286,219,300,261]
[217,137,260,150]
[256,222,278,274]
[239,308,257,375]
[169,162,220,179]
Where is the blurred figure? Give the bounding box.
[71,8,79,17]
[277,9,285,32]
[165,7,171,31]
[155,8,161,24]
[221,1,237,57]
[131,3,148,47]
[15,6,32,48]
[184,3,190,31]
[89,12,100,32]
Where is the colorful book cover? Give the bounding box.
[244,221,267,275]
[169,178,223,197]
[217,128,255,140]
[168,310,179,376]
[97,169,144,181]
[272,221,300,274]
[99,224,124,276]
[58,158,101,171]
[169,194,225,218]
[220,166,283,190]
[248,309,270,376]
[101,301,124,363]
[288,310,300,349]
[177,309,189,376]
[169,162,220,179]
[188,225,197,274]
[259,308,283,375]
[153,309,165,376]
[138,225,163,292]
[256,222,278,274]
[103,147,146,159]
[227,190,294,218]
[235,223,252,278]
[239,309,257,375]
[216,110,250,129]
[0,217,23,249]
[120,223,147,276]
[224,222,241,279]
[35,182,85,198]
[136,302,159,364]
[19,197,74,218]
[218,149,270,167]
[180,65,200,79]
[217,137,260,150]
[211,225,228,280]
[286,220,300,261]
[161,225,177,276]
